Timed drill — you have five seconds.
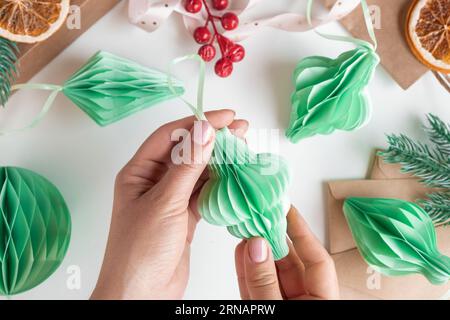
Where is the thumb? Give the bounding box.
[244,238,283,300]
[153,120,215,209]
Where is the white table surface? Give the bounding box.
[1,1,449,300]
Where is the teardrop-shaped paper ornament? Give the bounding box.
[286,0,380,142]
[1,51,185,134]
[63,51,185,126]
[286,44,379,142]
[198,128,291,260]
[343,197,450,285]
[0,167,71,295]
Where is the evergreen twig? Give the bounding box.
[379,113,450,225]
[426,113,450,158]
[0,38,18,107]
[381,134,450,189]
[419,192,450,225]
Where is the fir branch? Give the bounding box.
[426,113,450,158]
[0,38,18,107]
[380,134,450,189]
[380,113,450,225]
[419,192,450,226]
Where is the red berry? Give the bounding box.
[228,44,245,62]
[198,44,216,62]
[212,0,228,10]
[215,58,233,77]
[217,34,235,56]
[193,26,211,44]
[185,0,202,13]
[221,12,239,30]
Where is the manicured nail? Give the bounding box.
[193,120,213,146]
[248,238,268,263]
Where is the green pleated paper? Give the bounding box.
[1,51,186,134]
[198,128,291,260]
[286,44,380,142]
[0,167,71,295]
[343,197,450,285]
[62,51,185,126]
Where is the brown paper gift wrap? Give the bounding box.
[322,0,428,89]
[15,0,120,84]
[327,155,450,299]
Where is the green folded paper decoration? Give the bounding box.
[2,51,184,134]
[286,0,380,142]
[62,51,184,125]
[197,128,291,260]
[0,167,71,295]
[343,197,450,285]
[286,45,379,141]
[168,55,291,260]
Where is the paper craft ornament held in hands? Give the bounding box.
[2,51,184,134]
[0,167,71,295]
[197,128,291,260]
[169,55,291,260]
[286,0,380,142]
[343,197,450,285]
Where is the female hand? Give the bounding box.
[235,207,339,300]
[92,109,248,300]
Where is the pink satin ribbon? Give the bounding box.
[129,0,361,42]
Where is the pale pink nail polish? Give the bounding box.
[193,121,213,146]
[249,238,268,263]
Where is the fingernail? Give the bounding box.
[193,121,213,146]
[248,238,268,263]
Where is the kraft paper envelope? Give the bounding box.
[327,155,450,299]
[323,0,429,89]
[369,151,414,180]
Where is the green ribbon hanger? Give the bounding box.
[286,0,380,142]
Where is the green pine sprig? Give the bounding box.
[419,192,450,225]
[379,113,450,225]
[0,37,18,107]
[381,134,449,189]
[426,113,450,159]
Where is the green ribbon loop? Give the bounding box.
[168,54,207,121]
[0,84,63,136]
[307,0,378,50]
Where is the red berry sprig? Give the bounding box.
[186,0,245,77]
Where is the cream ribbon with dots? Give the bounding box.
[129,0,362,42]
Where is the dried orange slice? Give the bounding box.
[406,0,450,73]
[0,0,70,43]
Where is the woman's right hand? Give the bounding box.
[234,207,339,300]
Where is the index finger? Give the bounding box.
[287,206,339,299]
[131,109,236,164]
